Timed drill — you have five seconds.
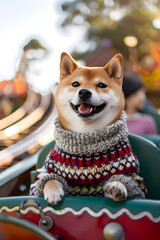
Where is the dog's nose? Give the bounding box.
[79,89,92,100]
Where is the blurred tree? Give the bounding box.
[23,39,47,51]
[18,38,48,81]
[58,0,160,65]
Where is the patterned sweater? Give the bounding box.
[30,111,146,198]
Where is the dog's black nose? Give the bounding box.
[79,89,92,100]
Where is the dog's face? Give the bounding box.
[55,52,125,132]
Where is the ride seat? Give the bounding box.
[31,134,160,200]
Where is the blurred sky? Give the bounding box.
[0,0,84,93]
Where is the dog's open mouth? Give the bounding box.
[71,102,106,117]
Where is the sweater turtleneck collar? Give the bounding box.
[54,111,128,156]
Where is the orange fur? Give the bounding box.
[55,52,125,132]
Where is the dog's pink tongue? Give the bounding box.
[79,104,92,114]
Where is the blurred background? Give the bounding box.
[0,0,160,197]
[1,0,160,105]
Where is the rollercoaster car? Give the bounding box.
[0,134,160,240]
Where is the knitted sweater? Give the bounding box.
[30,111,146,198]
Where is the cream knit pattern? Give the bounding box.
[54,111,129,155]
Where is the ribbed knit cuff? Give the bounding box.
[106,174,145,199]
[36,173,69,196]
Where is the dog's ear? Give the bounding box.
[60,52,78,80]
[104,54,123,84]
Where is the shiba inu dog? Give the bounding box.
[55,52,124,133]
[30,52,146,205]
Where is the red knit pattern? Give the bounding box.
[45,141,139,188]
[50,142,133,167]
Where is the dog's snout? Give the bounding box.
[79,89,92,100]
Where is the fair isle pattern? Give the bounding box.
[30,112,146,198]
[44,141,139,195]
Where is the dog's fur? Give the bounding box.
[44,52,128,204]
[55,52,124,133]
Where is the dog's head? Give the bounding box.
[55,52,125,132]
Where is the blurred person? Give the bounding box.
[122,72,158,135]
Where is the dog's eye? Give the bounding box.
[97,83,107,88]
[72,81,80,87]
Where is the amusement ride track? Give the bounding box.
[0,88,56,196]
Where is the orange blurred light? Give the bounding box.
[13,74,26,95]
[0,150,13,168]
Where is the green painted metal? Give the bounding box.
[142,134,160,148]
[128,134,160,200]
[0,196,160,219]
[30,170,37,184]
[37,141,56,169]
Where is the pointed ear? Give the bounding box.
[60,52,78,81]
[104,54,123,84]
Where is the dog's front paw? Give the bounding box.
[43,180,64,205]
[103,181,127,201]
